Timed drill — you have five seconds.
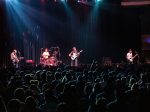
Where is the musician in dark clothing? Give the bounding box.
[69,47,83,67]
[10,49,19,68]
[69,47,78,67]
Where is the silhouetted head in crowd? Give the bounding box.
[131,83,139,91]
[14,88,25,102]
[30,84,39,92]
[25,89,34,98]
[55,83,64,95]
[128,78,136,88]
[44,89,56,103]
[22,96,37,112]
[92,83,102,94]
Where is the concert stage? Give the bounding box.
[0,0,150,68]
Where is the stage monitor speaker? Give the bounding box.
[25,60,35,67]
[102,57,112,66]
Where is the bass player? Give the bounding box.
[69,47,83,67]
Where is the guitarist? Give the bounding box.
[126,49,138,64]
[69,47,82,67]
[10,49,19,68]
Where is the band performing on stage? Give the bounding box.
[10,47,140,68]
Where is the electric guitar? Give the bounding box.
[127,54,138,62]
[12,57,19,63]
[71,50,83,60]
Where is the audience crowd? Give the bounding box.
[0,61,150,112]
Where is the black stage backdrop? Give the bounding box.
[0,1,149,67]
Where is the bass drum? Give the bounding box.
[49,56,56,66]
[40,58,49,65]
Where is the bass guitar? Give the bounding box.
[71,50,83,60]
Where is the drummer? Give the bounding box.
[42,48,50,60]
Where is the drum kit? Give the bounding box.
[40,56,57,66]
[40,47,60,66]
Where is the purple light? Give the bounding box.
[145,37,150,43]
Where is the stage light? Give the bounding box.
[96,0,102,2]
[61,0,66,2]
[5,0,18,3]
[6,0,15,1]
[41,0,46,3]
